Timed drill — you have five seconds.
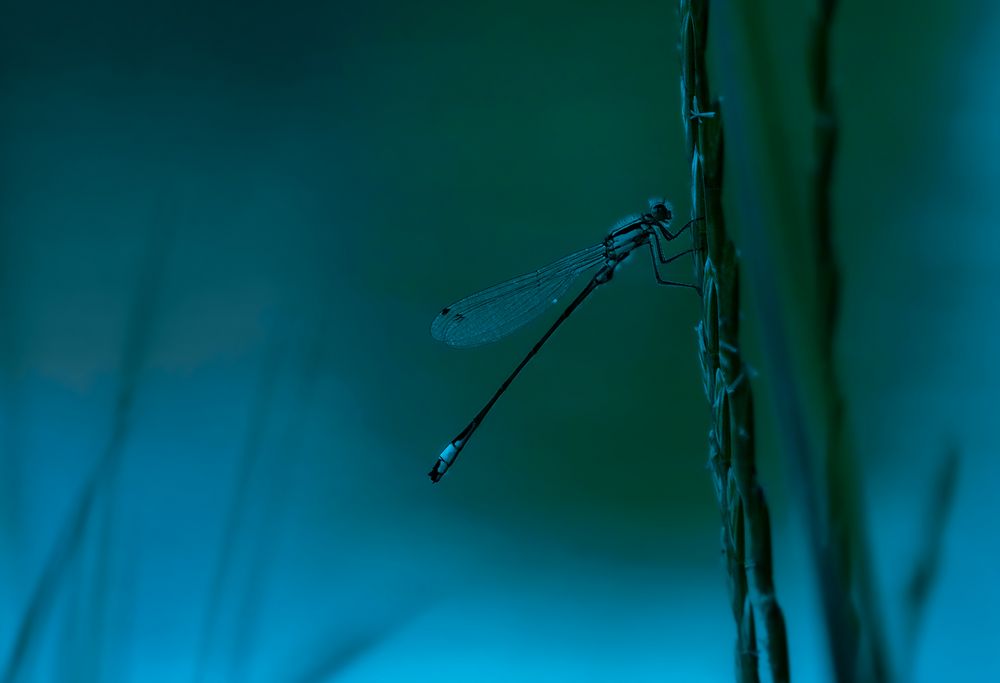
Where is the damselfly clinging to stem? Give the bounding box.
[428,199,697,482]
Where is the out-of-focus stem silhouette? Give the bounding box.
[227,319,329,682]
[1,219,170,683]
[810,1,891,679]
[194,337,286,681]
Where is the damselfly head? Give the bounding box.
[648,198,673,222]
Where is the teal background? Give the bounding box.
[1,1,998,681]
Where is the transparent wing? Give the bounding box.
[431,243,606,348]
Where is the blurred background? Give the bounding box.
[0,0,997,681]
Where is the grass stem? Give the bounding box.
[679,2,790,680]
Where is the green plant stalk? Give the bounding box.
[706,1,871,680]
[711,0,891,679]
[810,2,891,680]
[679,2,789,681]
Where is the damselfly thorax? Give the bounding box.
[603,204,675,262]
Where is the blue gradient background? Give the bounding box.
[1,1,998,681]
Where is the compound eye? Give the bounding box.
[650,202,670,221]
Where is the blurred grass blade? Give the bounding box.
[194,337,286,681]
[227,320,329,681]
[810,0,892,679]
[1,217,171,683]
[710,2,859,681]
[904,448,959,663]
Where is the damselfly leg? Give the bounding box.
[648,243,699,290]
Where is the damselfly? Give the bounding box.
[428,199,696,482]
